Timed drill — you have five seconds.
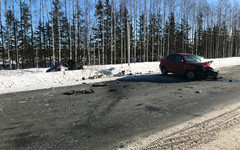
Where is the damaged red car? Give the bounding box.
[159,53,218,80]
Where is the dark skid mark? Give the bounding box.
[136,103,143,106]
[145,106,160,112]
[13,132,39,147]
[218,78,240,83]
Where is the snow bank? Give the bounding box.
[0,57,239,95]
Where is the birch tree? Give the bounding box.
[69,0,72,60]
[102,0,105,65]
[143,0,146,62]
[114,0,117,64]
[50,0,55,65]
[85,0,90,65]
[74,0,78,64]
[162,0,167,57]
[5,0,11,69]
[110,0,113,64]
[133,0,137,62]
[57,0,61,62]
[12,0,19,69]
[0,0,3,66]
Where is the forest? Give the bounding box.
[1,0,240,69]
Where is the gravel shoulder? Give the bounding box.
[119,65,240,150]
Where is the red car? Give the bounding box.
[159,53,218,80]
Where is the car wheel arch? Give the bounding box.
[161,66,168,75]
[185,70,196,80]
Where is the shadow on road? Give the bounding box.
[117,74,190,83]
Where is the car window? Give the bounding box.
[175,55,183,63]
[183,55,203,63]
[166,55,176,61]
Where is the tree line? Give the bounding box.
[1,0,240,69]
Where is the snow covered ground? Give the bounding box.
[0,57,240,95]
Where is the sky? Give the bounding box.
[0,0,239,31]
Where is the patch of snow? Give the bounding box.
[0,57,239,95]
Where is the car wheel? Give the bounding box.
[161,67,168,75]
[186,70,195,80]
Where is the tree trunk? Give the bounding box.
[134,0,137,62]
[143,0,146,62]
[69,0,72,60]
[30,0,35,68]
[57,0,61,63]
[86,0,90,65]
[50,0,55,65]
[114,0,117,64]
[75,0,78,64]
[102,0,105,65]
[0,0,4,67]
[5,0,11,69]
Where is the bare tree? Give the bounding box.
[12,0,19,69]
[0,0,4,66]
[162,0,167,57]
[114,0,117,64]
[102,0,105,65]
[110,0,113,64]
[75,0,78,64]
[157,0,162,60]
[57,0,61,62]
[5,0,11,69]
[85,0,90,65]
[120,0,123,63]
[143,0,146,62]
[69,0,72,60]
[133,0,137,62]
[29,0,35,67]
[50,0,55,65]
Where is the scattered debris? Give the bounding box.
[92,82,107,87]
[63,88,95,95]
[82,77,86,80]
[109,89,118,92]
[82,82,86,84]
[128,72,133,76]
[79,88,95,94]
[91,73,106,79]
[195,90,202,94]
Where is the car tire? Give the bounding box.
[186,70,196,80]
[161,67,168,76]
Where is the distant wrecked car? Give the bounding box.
[46,60,83,72]
[159,53,218,80]
[46,63,68,72]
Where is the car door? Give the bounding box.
[173,55,185,75]
[165,54,176,73]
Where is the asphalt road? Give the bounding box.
[0,66,240,150]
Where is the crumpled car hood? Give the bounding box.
[188,61,213,67]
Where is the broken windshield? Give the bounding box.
[183,55,203,63]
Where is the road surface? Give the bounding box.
[0,65,240,150]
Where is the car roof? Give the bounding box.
[177,53,195,56]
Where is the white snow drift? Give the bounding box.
[0,57,240,95]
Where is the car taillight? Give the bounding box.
[57,66,61,70]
